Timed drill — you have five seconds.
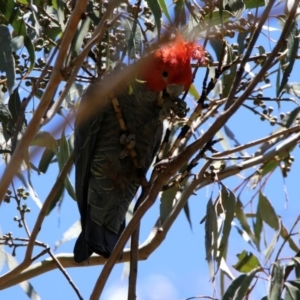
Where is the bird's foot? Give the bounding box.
[120,133,135,148]
[119,133,136,158]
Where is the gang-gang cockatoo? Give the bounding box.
[73,36,204,263]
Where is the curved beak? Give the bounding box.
[165,84,185,98]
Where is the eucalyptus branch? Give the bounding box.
[0,156,73,287]
[42,1,121,126]
[90,153,186,298]
[0,0,88,205]
[212,125,300,158]
[275,215,300,262]
[242,103,284,126]
[224,0,276,110]
[11,48,58,154]
[47,248,83,300]
[1,131,299,289]
[168,0,299,175]
[198,132,300,190]
[88,117,300,299]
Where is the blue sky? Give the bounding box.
[1,3,300,300]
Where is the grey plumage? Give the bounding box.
[73,78,183,262]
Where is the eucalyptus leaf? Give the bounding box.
[8,88,21,123]
[10,36,24,52]
[224,0,246,19]
[2,250,41,299]
[54,220,81,251]
[38,148,55,173]
[146,0,162,35]
[0,0,35,71]
[205,197,218,281]
[217,184,236,264]
[277,18,299,97]
[233,250,261,273]
[269,261,284,299]
[0,25,15,92]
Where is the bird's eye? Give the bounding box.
[162,71,168,78]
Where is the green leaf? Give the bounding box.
[85,0,100,24]
[233,250,261,273]
[38,148,55,173]
[254,208,262,249]
[173,0,185,26]
[223,43,238,108]
[16,0,29,4]
[260,160,279,177]
[284,82,300,98]
[280,224,299,253]
[70,15,91,57]
[250,158,282,189]
[56,0,66,31]
[0,25,15,92]
[183,201,192,230]
[52,0,58,10]
[269,261,284,299]
[2,249,41,299]
[234,268,261,300]
[11,36,24,51]
[284,281,300,300]
[8,88,21,123]
[277,18,299,97]
[68,131,75,153]
[222,274,247,300]
[46,185,64,214]
[205,197,218,281]
[225,0,246,18]
[122,17,142,59]
[189,83,200,100]
[159,186,177,224]
[63,83,84,109]
[0,0,35,71]
[235,199,259,250]
[258,193,279,230]
[31,131,58,152]
[292,257,300,279]
[54,220,81,251]
[285,106,300,128]
[157,0,171,22]
[217,184,236,263]
[263,223,281,261]
[237,30,250,55]
[244,0,265,9]
[44,26,62,41]
[146,0,162,35]
[0,100,11,123]
[210,38,224,62]
[204,9,234,26]
[57,131,75,200]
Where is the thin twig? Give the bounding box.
[275,215,300,262]
[166,0,299,177]
[212,125,300,158]
[42,3,121,125]
[1,131,299,289]
[47,248,83,300]
[11,182,31,237]
[224,0,276,110]
[11,48,58,153]
[128,225,140,300]
[0,0,88,205]
[0,156,73,286]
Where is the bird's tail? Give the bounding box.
[73,212,125,263]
